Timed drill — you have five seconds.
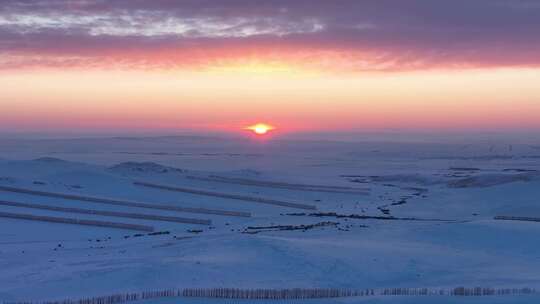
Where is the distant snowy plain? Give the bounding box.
[0,135,539,303]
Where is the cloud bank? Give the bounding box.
[1,0,540,71]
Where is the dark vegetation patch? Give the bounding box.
[390,199,408,206]
[344,174,436,185]
[148,231,170,236]
[243,222,340,234]
[109,162,184,174]
[494,216,540,223]
[350,180,369,183]
[449,167,481,171]
[124,231,171,239]
[286,212,456,222]
[89,236,112,242]
[445,173,473,178]
[377,207,391,215]
[502,168,538,172]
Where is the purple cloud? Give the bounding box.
[1,0,540,70]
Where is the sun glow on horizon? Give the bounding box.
[245,123,275,135]
[2,67,540,132]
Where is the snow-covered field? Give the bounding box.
[0,135,539,303]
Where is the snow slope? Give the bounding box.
[0,136,539,303]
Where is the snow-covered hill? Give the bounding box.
[0,136,539,303]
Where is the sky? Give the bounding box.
[1,0,540,135]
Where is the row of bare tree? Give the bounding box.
[3,286,536,304]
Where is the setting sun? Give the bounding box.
[245,123,275,135]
